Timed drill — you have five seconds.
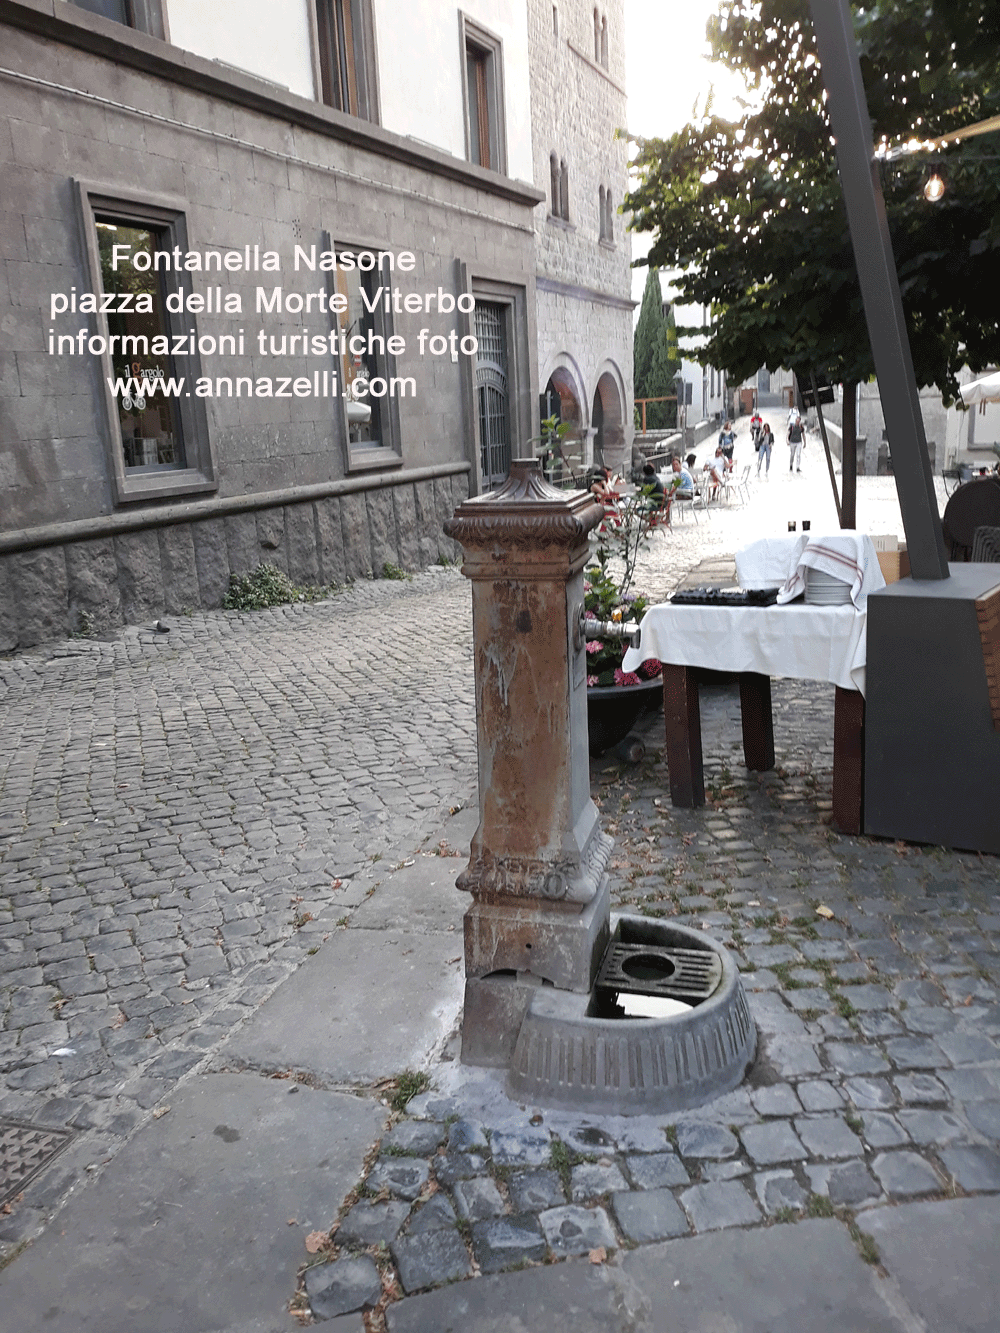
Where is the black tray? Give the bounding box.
[670,587,780,607]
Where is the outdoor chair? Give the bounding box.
[672,492,699,523]
[971,526,1000,562]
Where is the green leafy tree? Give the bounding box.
[625,0,1000,407]
[633,267,680,430]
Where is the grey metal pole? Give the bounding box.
[809,0,949,579]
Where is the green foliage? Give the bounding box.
[381,561,412,581]
[625,0,1000,404]
[222,563,346,611]
[549,1139,596,1192]
[633,268,680,430]
[807,1193,835,1219]
[849,1220,881,1266]
[71,610,96,639]
[388,1069,430,1113]
[532,412,575,479]
[222,563,300,611]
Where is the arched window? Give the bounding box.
[550,152,561,217]
[598,185,606,239]
[560,159,569,220]
[605,185,613,240]
[594,7,601,61]
[601,14,608,68]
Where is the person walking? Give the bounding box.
[718,419,736,461]
[756,422,773,477]
[749,409,763,447]
[787,412,805,472]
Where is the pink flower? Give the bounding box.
[641,657,663,678]
[586,640,602,654]
[587,674,599,687]
[614,669,641,687]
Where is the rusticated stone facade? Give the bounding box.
[0,470,468,650]
[527,0,634,475]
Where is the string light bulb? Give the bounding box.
[923,170,945,201]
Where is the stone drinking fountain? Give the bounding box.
[444,460,755,1114]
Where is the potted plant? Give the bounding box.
[583,484,664,755]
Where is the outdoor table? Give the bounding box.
[622,601,868,833]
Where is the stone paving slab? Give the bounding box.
[221,927,464,1085]
[0,1072,383,1332]
[386,1218,908,1332]
[862,1197,1000,1333]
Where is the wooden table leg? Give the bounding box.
[739,673,775,771]
[662,664,704,807]
[833,686,865,834]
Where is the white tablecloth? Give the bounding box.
[622,602,869,696]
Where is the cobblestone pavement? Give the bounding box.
[0,569,478,1251]
[299,680,1000,1322]
[1,438,993,1308]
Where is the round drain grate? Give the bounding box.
[596,940,723,1000]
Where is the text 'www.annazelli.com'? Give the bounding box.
[107,373,416,400]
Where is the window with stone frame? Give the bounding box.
[560,159,569,221]
[461,15,507,174]
[315,0,380,122]
[70,0,166,38]
[75,181,215,506]
[550,153,561,218]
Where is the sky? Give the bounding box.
[622,0,746,312]
[623,0,744,141]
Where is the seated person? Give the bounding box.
[668,455,695,497]
[706,448,728,498]
[640,461,668,509]
[589,466,615,502]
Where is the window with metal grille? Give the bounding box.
[475,303,511,490]
[316,0,378,121]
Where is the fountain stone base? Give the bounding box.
[503,916,756,1115]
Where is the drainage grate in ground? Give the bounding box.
[595,941,723,1001]
[0,1120,73,1208]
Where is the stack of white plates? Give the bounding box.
[804,567,854,605]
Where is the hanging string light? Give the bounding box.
[923,167,945,201]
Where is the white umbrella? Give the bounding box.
[960,371,1000,406]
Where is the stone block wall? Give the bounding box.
[0,470,468,650]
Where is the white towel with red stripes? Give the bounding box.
[776,531,885,608]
